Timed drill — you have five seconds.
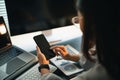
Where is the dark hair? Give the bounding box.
[77,0,120,80]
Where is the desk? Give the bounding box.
[11,25,82,52]
[11,25,83,80]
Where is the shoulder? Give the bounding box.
[71,63,112,80]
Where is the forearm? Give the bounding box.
[41,73,63,80]
[40,69,50,75]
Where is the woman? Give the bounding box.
[36,0,120,80]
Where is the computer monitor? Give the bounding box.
[4,0,76,36]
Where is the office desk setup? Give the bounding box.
[10,25,83,80]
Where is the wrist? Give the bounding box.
[38,64,50,72]
[64,53,71,60]
[40,69,50,75]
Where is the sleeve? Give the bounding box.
[70,63,111,80]
[78,54,95,70]
[40,73,63,80]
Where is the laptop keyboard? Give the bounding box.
[0,47,23,66]
[16,63,41,80]
[15,63,57,80]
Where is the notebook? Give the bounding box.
[0,16,37,80]
[50,45,84,76]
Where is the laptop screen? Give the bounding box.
[0,16,12,52]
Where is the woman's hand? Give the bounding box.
[36,46,49,64]
[50,45,69,59]
[36,46,50,75]
[50,45,80,62]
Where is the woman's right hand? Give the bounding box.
[50,45,69,59]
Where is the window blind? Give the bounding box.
[0,0,10,34]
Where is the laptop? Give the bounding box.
[0,16,37,80]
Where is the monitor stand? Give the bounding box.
[42,29,52,37]
[42,29,62,45]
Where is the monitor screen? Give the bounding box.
[5,0,76,36]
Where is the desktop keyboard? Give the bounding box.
[15,63,57,80]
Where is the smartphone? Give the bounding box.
[33,34,55,60]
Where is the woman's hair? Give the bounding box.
[77,0,120,80]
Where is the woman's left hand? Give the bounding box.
[36,46,50,75]
[36,46,49,65]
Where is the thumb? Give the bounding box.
[36,46,42,56]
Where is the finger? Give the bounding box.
[36,46,42,57]
[36,46,47,58]
[54,48,66,56]
[53,49,59,56]
[55,48,64,53]
[50,45,64,49]
[54,50,61,56]
[36,46,42,53]
[50,45,66,52]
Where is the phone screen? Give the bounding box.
[33,34,55,60]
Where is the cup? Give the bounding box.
[71,16,80,28]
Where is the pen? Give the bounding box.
[49,40,62,45]
[56,52,63,60]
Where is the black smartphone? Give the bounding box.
[33,34,55,60]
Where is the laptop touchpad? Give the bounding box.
[0,58,26,74]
